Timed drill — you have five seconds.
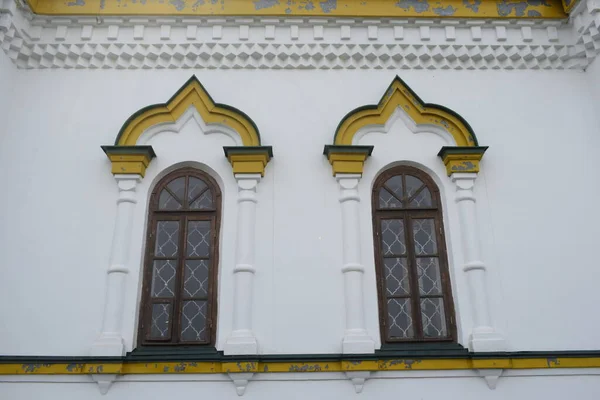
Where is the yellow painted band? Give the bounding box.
[440,152,484,175]
[227,153,270,176]
[26,0,568,19]
[327,152,369,175]
[336,79,476,148]
[118,78,260,147]
[3,357,600,375]
[106,153,152,177]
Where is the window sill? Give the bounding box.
[375,342,469,358]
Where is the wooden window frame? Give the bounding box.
[372,165,457,344]
[138,167,221,347]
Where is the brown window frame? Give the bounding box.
[137,167,221,347]
[372,165,457,344]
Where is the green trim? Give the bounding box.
[437,146,488,158]
[223,145,274,158]
[101,145,157,158]
[323,145,374,156]
[333,76,478,146]
[114,75,262,146]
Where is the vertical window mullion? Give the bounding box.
[173,214,188,344]
[405,215,424,340]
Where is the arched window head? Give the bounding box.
[372,166,456,344]
[138,168,221,347]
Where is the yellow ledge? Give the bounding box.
[2,357,600,375]
[26,0,567,19]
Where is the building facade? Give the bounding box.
[1,0,600,398]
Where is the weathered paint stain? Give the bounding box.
[463,0,482,12]
[547,357,560,367]
[497,0,550,17]
[319,0,337,13]
[527,9,541,15]
[170,0,186,11]
[451,161,476,171]
[288,363,323,372]
[386,359,423,369]
[395,0,430,13]
[303,0,316,11]
[66,363,84,372]
[67,0,86,5]
[254,0,280,10]
[433,5,457,15]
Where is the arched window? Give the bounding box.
[372,166,456,344]
[138,168,221,347]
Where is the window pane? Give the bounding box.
[421,298,448,338]
[155,221,180,257]
[188,177,208,202]
[150,303,172,339]
[385,175,403,199]
[167,177,186,202]
[158,189,182,210]
[379,188,402,209]
[405,175,424,198]
[409,187,432,208]
[180,300,208,342]
[190,189,213,210]
[186,221,211,257]
[384,258,410,296]
[381,219,406,256]
[184,260,209,298]
[412,219,438,255]
[417,257,442,296]
[151,260,177,298]
[387,299,414,339]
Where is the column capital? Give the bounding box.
[451,172,478,190]
[324,145,373,176]
[438,146,487,176]
[224,146,273,177]
[102,145,156,177]
[114,174,142,190]
[335,173,362,189]
[234,173,261,191]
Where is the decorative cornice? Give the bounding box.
[438,146,488,175]
[224,146,273,176]
[323,145,373,175]
[101,145,156,177]
[25,0,567,19]
[1,0,600,70]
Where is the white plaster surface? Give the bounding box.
[0,69,599,361]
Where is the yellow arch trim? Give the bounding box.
[334,76,478,147]
[115,76,261,147]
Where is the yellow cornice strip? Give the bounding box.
[117,76,260,147]
[334,77,477,147]
[26,0,567,18]
[3,357,600,375]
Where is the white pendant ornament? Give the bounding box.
[477,369,503,390]
[345,371,371,393]
[228,372,254,396]
[91,374,117,395]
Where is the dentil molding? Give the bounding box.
[1,0,600,70]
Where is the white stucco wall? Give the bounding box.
[0,69,599,358]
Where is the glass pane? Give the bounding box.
[180,300,208,342]
[409,187,433,208]
[384,258,410,296]
[186,221,211,257]
[379,188,402,209]
[385,175,403,199]
[417,257,442,295]
[184,260,209,298]
[167,177,186,202]
[190,189,213,210]
[387,299,414,339]
[381,219,406,256]
[151,260,177,298]
[188,177,208,202]
[412,219,438,255]
[150,303,172,339]
[158,189,182,210]
[405,175,424,198]
[155,221,180,257]
[421,298,448,338]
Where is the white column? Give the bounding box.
[91,174,141,357]
[451,173,505,352]
[224,174,261,355]
[336,174,375,354]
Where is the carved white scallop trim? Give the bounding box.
[1,0,599,70]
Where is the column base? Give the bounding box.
[342,330,375,354]
[224,330,258,355]
[90,334,126,357]
[470,329,506,352]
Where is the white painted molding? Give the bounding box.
[450,173,506,352]
[477,369,503,389]
[91,174,142,357]
[1,0,600,70]
[224,174,261,356]
[336,174,375,354]
[345,371,371,393]
[228,372,254,396]
[91,374,117,395]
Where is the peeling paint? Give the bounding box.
[387,359,423,369]
[319,0,337,13]
[462,0,482,12]
[288,364,323,372]
[304,0,316,11]
[67,0,86,5]
[254,0,280,10]
[169,0,186,11]
[66,363,84,372]
[100,0,106,9]
[451,161,476,171]
[547,357,560,367]
[395,0,430,13]
[433,5,456,15]
[497,0,550,17]
[527,9,541,16]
